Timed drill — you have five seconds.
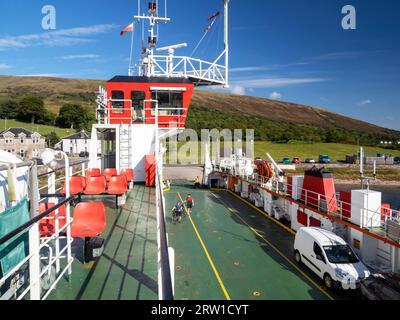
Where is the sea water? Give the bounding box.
[336,184,400,209]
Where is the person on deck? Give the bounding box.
[172,201,184,223]
[185,194,194,214]
[194,176,201,189]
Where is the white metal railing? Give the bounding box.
[240,173,400,234]
[0,160,81,300]
[149,55,227,86]
[0,157,98,300]
[98,101,188,127]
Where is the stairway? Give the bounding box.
[119,125,131,169]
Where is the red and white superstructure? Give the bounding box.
[89,0,230,183]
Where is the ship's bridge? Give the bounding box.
[97,76,194,128]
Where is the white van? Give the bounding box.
[294,227,370,290]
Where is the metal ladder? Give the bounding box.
[119,125,131,169]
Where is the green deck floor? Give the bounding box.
[165,183,340,300]
[48,184,158,300]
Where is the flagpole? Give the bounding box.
[128,23,135,76]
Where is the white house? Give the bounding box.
[56,130,91,155]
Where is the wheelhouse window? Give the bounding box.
[131,91,145,122]
[151,91,183,116]
[111,91,125,114]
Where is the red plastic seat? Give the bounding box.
[80,176,87,189]
[103,168,118,182]
[61,176,85,195]
[86,168,101,179]
[84,176,107,195]
[71,202,106,238]
[107,175,128,195]
[39,203,67,237]
[120,168,134,183]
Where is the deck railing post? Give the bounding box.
[47,168,61,273]
[81,162,86,176]
[28,163,41,300]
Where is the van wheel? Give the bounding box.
[324,274,333,289]
[294,250,301,263]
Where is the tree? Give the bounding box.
[16,96,54,124]
[0,99,19,118]
[44,131,60,148]
[56,103,95,131]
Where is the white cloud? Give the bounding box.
[269,92,282,100]
[61,54,100,60]
[359,99,372,106]
[0,24,118,50]
[231,77,328,88]
[230,66,269,73]
[0,64,12,69]
[231,86,245,95]
[230,62,310,73]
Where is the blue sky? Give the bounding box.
[0,0,399,130]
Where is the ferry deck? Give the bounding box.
[42,181,354,301]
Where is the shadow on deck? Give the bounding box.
[48,184,158,300]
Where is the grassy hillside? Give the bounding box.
[0,76,103,113]
[0,75,399,144]
[164,141,400,165]
[253,141,400,160]
[0,119,72,137]
[192,90,396,135]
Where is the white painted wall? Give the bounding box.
[130,125,156,182]
[61,138,90,155]
[351,190,382,228]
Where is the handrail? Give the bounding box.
[37,158,90,178]
[0,160,35,172]
[0,195,75,246]
[156,172,174,300]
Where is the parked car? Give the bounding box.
[319,154,331,164]
[305,158,316,164]
[79,151,89,158]
[394,157,400,164]
[294,227,370,290]
[282,157,291,164]
[292,157,301,164]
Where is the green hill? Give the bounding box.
[0,75,399,145]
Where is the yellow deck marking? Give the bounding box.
[211,191,334,301]
[177,192,231,300]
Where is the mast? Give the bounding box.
[134,0,170,77]
[224,0,230,88]
[131,0,229,87]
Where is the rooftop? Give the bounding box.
[0,127,41,138]
[61,130,91,140]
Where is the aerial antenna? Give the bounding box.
[135,0,171,76]
[131,0,229,87]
